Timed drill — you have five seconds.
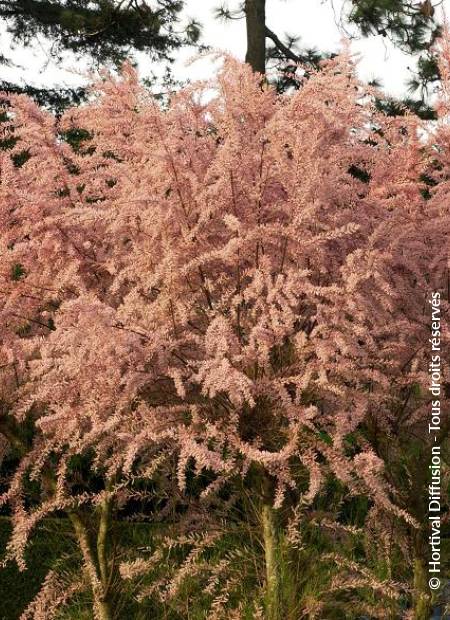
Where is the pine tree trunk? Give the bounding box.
[261,503,281,620]
[245,0,266,73]
[413,555,432,620]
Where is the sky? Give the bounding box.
[1,0,449,99]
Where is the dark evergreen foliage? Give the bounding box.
[0,0,201,110]
[0,0,200,64]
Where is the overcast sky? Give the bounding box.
[1,0,448,98]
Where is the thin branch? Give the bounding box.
[265,26,300,64]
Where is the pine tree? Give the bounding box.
[0,0,201,110]
[217,0,441,116]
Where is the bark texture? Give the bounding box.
[245,0,266,73]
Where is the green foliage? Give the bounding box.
[0,1,198,65]
[0,498,448,619]
[346,0,442,104]
[347,0,437,53]
[0,1,202,112]
[0,518,76,620]
[348,164,371,184]
[0,81,86,115]
[12,149,31,168]
[375,95,437,120]
[10,263,26,281]
[59,127,92,152]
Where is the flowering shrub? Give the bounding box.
[0,48,448,619]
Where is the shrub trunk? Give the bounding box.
[261,502,281,620]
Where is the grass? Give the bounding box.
[1,513,448,619]
[0,516,160,620]
[0,517,75,620]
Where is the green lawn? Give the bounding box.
[0,517,75,620]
